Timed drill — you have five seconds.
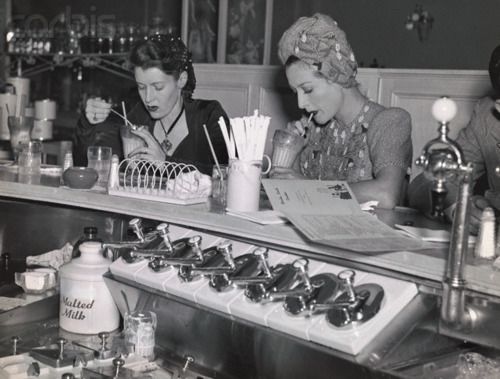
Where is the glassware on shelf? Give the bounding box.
[7,115,33,162]
[52,13,70,54]
[18,140,42,175]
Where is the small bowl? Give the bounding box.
[15,268,58,294]
[63,166,98,189]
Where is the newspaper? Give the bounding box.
[262,179,423,253]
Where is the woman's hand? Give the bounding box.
[286,118,312,143]
[128,127,166,161]
[85,97,112,125]
[269,167,305,179]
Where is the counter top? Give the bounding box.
[0,165,499,298]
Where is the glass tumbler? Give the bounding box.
[271,129,305,169]
[87,146,112,189]
[124,310,157,361]
[120,124,146,158]
[18,140,42,175]
[210,164,228,212]
[8,115,34,162]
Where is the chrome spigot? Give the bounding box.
[156,223,174,252]
[112,355,125,378]
[283,262,345,317]
[208,242,273,292]
[209,253,258,292]
[129,218,145,242]
[11,336,20,355]
[415,97,476,331]
[163,235,204,265]
[103,218,166,262]
[179,355,195,379]
[265,258,311,301]
[57,337,67,361]
[325,270,384,327]
[230,247,273,285]
[149,235,205,273]
[177,240,235,283]
[97,331,112,360]
[276,259,317,308]
[245,259,303,303]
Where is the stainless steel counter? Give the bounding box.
[1,165,500,378]
[0,163,499,298]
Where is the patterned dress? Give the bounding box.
[300,100,412,182]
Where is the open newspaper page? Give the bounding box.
[262,179,423,253]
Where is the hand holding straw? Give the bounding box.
[294,113,313,137]
[202,124,223,179]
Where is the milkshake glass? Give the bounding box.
[271,129,305,169]
[120,124,146,158]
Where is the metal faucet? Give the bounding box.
[415,96,476,330]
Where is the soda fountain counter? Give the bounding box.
[1,170,500,378]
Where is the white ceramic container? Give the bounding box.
[59,241,119,334]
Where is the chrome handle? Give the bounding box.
[11,336,19,355]
[129,218,145,242]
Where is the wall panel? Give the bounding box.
[378,70,491,178]
[194,64,492,179]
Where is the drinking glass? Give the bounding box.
[120,124,146,158]
[271,129,305,169]
[18,140,42,175]
[210,164,228,213]
[124,310,157,361]
[8,116,33,162]
[87,146,112,189]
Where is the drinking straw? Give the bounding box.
[121,101,130,127]
[294,113,314,137]
[308,112,314,125]
[110,108,134,127]
[202,124,223,179]
[229,110,270,161]
[218,117,235,159]
[5,103,11,117]
[19,95,26,118]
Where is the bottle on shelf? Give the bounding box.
[52,13,69,54]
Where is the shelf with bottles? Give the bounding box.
[4,12,170,80]
[7,51,133,80]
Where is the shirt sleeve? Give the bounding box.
[454,99,488,183]
[367,107,412,176]
[72,111,123,167]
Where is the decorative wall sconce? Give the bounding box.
[405,4,434,42]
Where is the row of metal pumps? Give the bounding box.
[108,218,418,357]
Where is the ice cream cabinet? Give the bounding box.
[1,193,500,379]
[101,218,426,379]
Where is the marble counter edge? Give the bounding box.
[1,180,500,297]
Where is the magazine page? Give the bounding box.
[262,179,423,252]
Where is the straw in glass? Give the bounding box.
[202,124,223,179]
[121,101,131,127]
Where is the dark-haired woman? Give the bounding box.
[73,34,229,175]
